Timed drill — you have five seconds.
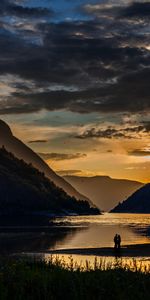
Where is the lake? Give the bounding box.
[45,213,150,270]
[51,213,150,249]
[18,213,150,270]
[2,213,150,268]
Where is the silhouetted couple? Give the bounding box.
[114,234,121,250]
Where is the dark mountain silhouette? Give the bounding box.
[64,175,143,211]
[111,184,150,213]
[0,120,91,204]
[0,147,100,225]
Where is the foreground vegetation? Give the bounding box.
[0,257,150,299]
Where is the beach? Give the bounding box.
[46,244,150,257]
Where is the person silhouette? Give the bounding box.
[114,234,118,249]
[114,234,121,250]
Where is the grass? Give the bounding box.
[0,256,150,299]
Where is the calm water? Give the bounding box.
[43,213,150,269]
[1,213,150,255]
[51,213,150,250]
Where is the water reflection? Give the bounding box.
[0,227,80,254]
[52,213,150,249]
[1,213,150,254]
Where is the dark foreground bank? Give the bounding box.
[36,243,150,257]
[0,258,150,300]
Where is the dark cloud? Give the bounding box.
[28,140,48,144]
[75,125,146,139]
[123,126,145,133]
[142,121,150,133]
[120,2,150,19]
[0,66,149,115]
[38,152,87,161]
[0,0,53,18]
[0,1,149,115]
[128,149,150,157]
[82,1,150,22]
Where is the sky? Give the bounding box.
[0,0,150,183]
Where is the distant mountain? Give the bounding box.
[64,176,143,211]
[0,120,92,205]
[111,184,150,213]
[0,147,100,225]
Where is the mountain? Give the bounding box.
[64,176,143,211]
[111,184,150,213]
[0,120,91,204]
[0,147,100,225]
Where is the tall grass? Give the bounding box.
[0,256,150,299]
[45,254,150,273]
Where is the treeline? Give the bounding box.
[111,183,150,213]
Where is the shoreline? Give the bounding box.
[40,244,150,257]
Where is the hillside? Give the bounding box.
[0,120,91,204]
[0,147,100,225]
[64,176,143,211]
[111,184,150,213]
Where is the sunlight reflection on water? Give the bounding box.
[53,213,150,226]
[51,213,150,249]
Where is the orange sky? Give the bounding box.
[0,0,149,183]
[6,112,150,184]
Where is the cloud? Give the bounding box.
[120,2,150,19]
[128,149,150,157]
[38,152,87,161]
[125,161,150,176]
[75,125,146,139]
[0,0,53,18]
[82,1,150,22]
[0,67,149,115]
[142,121,150,133]
[0,1,149,116]
[57,170,83,176]
[28,140,48,144]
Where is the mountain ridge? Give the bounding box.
[64,175,143,211]
[0,146,100,225]
[111,183,150,213]
[0,120,92,205]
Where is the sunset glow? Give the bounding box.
[0,0,149,183]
